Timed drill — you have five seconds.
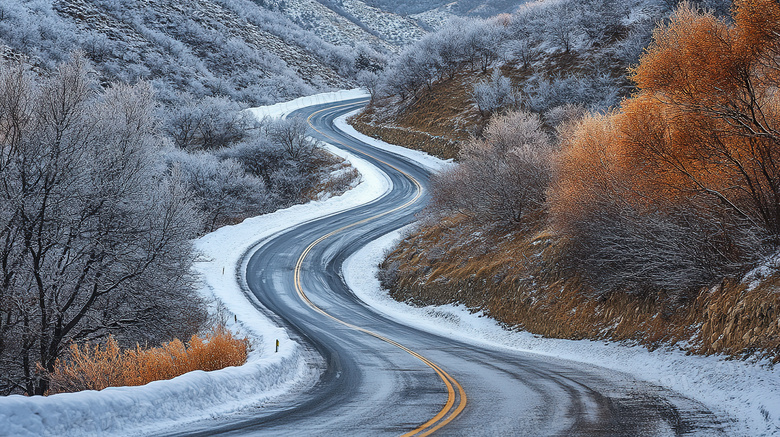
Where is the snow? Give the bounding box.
[0,352,305,437]
[338,0,425,46]
[0,90,388,436]
[343,229,780,437]
[247,88,369,120]
[743,252,780,292]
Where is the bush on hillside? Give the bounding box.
[429,110,554,227]
[549,0,780,297]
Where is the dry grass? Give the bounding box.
[383,219,780,362]
[48,326,249,394]
[349,116,461,160]
[351,69,489,160]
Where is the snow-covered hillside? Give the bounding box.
[0,0,399,105]
[262,0,426,50]
[0,0,551,106]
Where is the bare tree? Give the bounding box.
[356,70,380,103]
[544,103,589,138]
[471,69,518,117]
[463,19,506,73]
[544,4,580,54]
[505,36,538,69]
[0,56,206,395]
[266,116,318,160]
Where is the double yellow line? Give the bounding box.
[289,102,467,436]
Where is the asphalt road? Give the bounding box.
[164,99,725,436]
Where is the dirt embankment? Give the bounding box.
[379,216,780,361]
[350,69,491,160]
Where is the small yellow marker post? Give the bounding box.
[275,339,279,353]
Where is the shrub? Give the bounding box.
[430,110,554,227]
[48,326,249,394]
[547,0,780,298]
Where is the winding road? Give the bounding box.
[165,99,724,436]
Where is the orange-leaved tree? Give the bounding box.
[548,0,779,296]
[629,0,780,238]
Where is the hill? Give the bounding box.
[0,0,410,106]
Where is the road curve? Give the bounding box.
[163,99,724,436]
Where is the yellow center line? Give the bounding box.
[288,102,467,436]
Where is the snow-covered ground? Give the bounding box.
[264,0,424,50]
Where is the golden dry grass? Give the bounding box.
[48,326,249,394]
[351,70,488,160]
[383,219,780,362]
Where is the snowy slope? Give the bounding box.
[266,0,425,50]
[0,0,352,104]
[0,0,399,105]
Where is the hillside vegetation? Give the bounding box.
[367,0,780,361]
[0,0,389,106]
[0,51,360,395]
[352,0,685,157]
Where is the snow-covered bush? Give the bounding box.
[471,69,518,116]
[430,110,554,226]
[164,96,255,150]
[520,70,621,113]
[166,151,270,232]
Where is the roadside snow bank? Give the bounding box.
[0,350,303,437]
[248,89,368,120]
[334,110,453,173]
[343,229,780,437]
[0,93,387,437]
